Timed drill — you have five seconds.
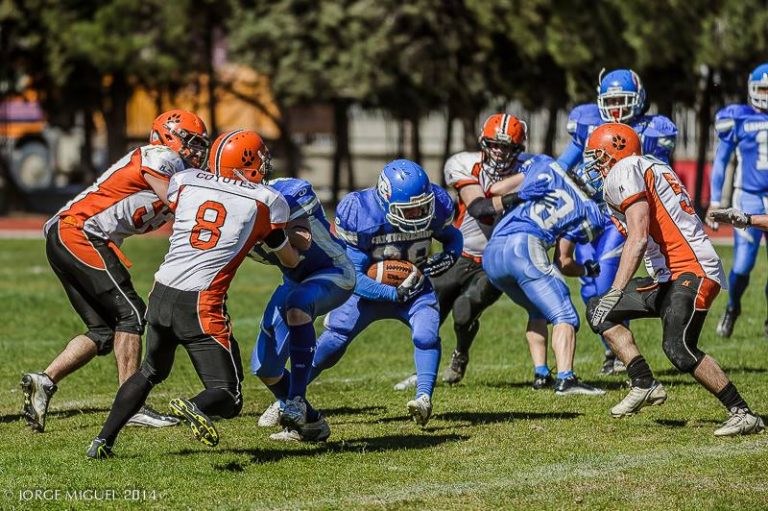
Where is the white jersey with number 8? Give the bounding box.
[155,170,289,293]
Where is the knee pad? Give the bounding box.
[661,336,703,373]
[412,331,440,351]
[85,329,115,356]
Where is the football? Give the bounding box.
[366,260,419,286]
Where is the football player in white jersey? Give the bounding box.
[585,123,763,436]
[22,110,209,433]
[87,130,298,458]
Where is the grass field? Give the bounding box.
[0,237,766,510]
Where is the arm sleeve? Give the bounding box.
[556,140,584,171]
[346,245,398,302]
[466,196,498,220]
[433,225,463,261]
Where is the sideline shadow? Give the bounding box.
[435,411,582,425]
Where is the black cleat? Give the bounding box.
[716,308,738,338]
[532,372,554,390]
[169,398,219,447]
[443,350,469,384]
[86,438,114,459]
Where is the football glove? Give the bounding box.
[589,287,623,329]
[396,270,425,303]
[583,259,601,278]
[422,252,457,278]
[707,208,751,229]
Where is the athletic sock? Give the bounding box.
[266,369,290,402]
[727,272,749,313]
[98,372,153,445]
[414,345,440,397]
[455,319,479,354]
[626,355,655,388]
[715,382,750,413]
[534,365,551,377]
[305,401,320,422]
[288,322,317,399]
[556,370,574,380]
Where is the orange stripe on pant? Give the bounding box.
[57,220,106,270]
[695,278,720,310]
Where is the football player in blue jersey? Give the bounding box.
[249,177,356,442]
[557,68,678,374]
[706,63,768,338]
[307,160,462,426]
[483,155,607,395]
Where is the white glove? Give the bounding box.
[396,269,425,303]
[589,287,623,329]
[707,208,751,229]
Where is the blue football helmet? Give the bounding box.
[748,63,768,111]
[596,68,646,123]
[570,160,604,203]
[376,159,435,232]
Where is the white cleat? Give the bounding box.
[611,381,667,418]
[270,428,303,442]
[257,401,282,427]
[20,372,57,432]
[714,408,766,437]
[394,374,417,391]
[126,406,180,427]
[407,394,433,426]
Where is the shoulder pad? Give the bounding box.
[714,104,751,136]
[334,192,362,245]
[647,115,678,137]
[140,145,185,178]
[567,104,601,134]
[444,151,481,188]
[432,185,455,225]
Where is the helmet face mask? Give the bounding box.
[166,124,210,169]
[582,148,614,178]
[748,64,768,111]
[596,69,646,123]
[570,161,604,203]
[376,160,435,232]
[480,139,524,175]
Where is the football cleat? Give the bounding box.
[126,406,180,428]
[280,396,308,430]
[611,381,667,418]
[554,375,606,396]
[20,372,57,432]
[714,408,766,437]
[394,374,417,391]
[258,401,282,427]
[532,372,554,390]
[443,350,469,385]
[270,415,331,442]
[600,352,627,375]
[169,398,219,447]
[407,394,433,426]
[716,308,738,338]
[86,438,114,460]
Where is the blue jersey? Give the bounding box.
[711,104,768,201]
[249,178,347,283]
[492,155,605,247]
[334,184,461,301]
[559,103,677,170]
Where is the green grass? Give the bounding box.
[0,237,766,510]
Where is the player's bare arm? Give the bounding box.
[611,200,649,291]
[555,238,584,277]
[488,172,525,195]
[144,172,171,205]
[459,184,505,219]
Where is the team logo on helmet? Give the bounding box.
[242,148,255,166]
[612,135,627,150]
[377,173,392,201]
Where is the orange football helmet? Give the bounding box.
[208,129,272,184]
[150,109,209,168]
[584,122,641,177]
[478,114,527,175]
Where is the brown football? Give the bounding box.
[366,260,419,286]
